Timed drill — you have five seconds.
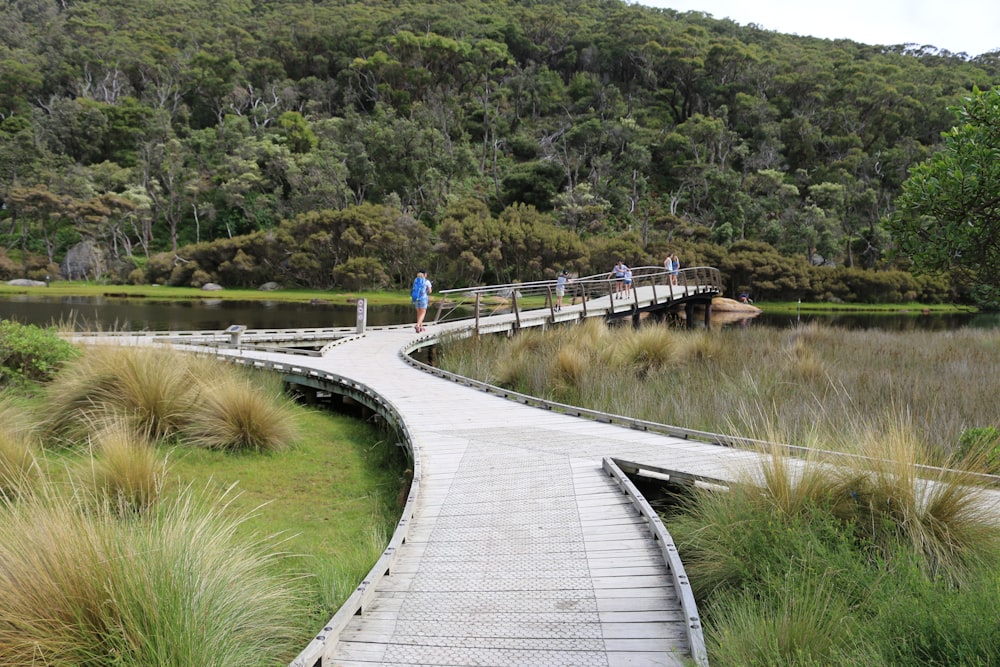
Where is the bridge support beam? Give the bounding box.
[685,302,695,328]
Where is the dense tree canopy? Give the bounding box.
[890,87,1000,306]
[1,0,998,300]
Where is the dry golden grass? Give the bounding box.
[41,345,197,444]
[81,420,168,515]
[181,366,299,453]
[612,325,680,376]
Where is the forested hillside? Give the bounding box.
[2,0,998,301]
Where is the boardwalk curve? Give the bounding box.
[66,267,1000,666]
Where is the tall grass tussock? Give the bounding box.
[0,483,301,666]
[40,345,300,454]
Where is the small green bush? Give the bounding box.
[0,321,79,388]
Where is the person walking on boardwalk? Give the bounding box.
[666,253,680,285]
[411,269,431,333]
[622,265,633,299]
[555,270,569,311]
[609,259,629,299]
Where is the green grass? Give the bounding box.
[0,280,414,306]
[1,341,406,666]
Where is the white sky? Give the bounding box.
[639,0,1000,57]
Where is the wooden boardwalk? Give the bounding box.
[221,320,732,667]
[185,278,732,667]
[72,271,1000,667]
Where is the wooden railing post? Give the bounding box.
[474,292,481,335]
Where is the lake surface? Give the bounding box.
[0,294,995,332]
[0,294,412,331]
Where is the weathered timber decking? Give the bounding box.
[219,320,726,667]
[69,270,1000,667]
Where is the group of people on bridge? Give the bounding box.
[410,254,684,330]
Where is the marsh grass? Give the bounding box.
[42,345,197,444]
[439,320,1000,454]
[81,420,167,515]
[181,365,300,453]
[0,483,301,666]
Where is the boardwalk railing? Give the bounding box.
[434,266,722,329]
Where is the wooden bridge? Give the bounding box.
[65,266,1000,667]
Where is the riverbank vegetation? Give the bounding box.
[438,320,1000,664]
[0,323,404,665]
[4,0,1000,305]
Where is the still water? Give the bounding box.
[0,294,996,332]
[0,294,412,331]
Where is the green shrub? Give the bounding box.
[955,426,1000,472]
[333,256,391,291]
[0,321,79,388]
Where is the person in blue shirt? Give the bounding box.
[411,270,431,332]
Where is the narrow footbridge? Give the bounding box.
[67,266,999,667]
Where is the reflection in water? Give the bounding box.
[0,295,995,332]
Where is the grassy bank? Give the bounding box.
[0,281,413,307]
[759,300,975,315]
[0,337,404,666]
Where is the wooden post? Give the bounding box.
[475,292,481,335]
[512,290,521,331]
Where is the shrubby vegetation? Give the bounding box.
[0,320,80,387]
[2,0,998,302]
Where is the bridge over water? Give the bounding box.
[67,266,1000,667]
